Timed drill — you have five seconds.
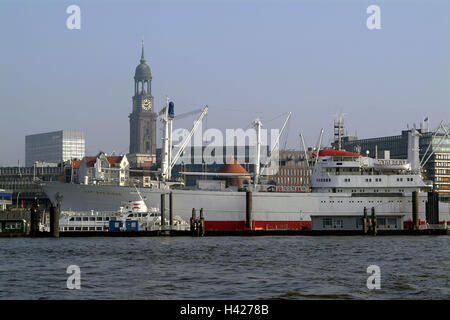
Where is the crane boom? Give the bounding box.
[260,112,291,176]
[170,106,209,172]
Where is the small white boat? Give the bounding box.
[59,198,189,232]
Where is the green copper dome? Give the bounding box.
[134,40,152,81]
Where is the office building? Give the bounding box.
[25,130,85,166]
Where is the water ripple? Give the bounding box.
[0,236,448,299]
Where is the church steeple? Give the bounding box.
[134,38,152,96]
[140,37,146,63]
[129,39,157,159]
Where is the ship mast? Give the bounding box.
[161,96,170,181]
[253,118,262,185]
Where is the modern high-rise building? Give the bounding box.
[25,130,85,166]
[128,39,157,168]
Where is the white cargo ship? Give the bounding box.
[40,148,450,231]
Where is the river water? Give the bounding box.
[0,236,448,299]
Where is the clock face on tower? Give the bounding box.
[142,98,152,111]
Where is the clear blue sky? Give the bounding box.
[0,0,449,166]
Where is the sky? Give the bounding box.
[0,0,449,166]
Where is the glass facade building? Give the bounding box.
[25,130,85,166]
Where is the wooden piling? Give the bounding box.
[371,207,377,236]
[433,192,440,224]
[169,192,174,230]
[246,191,253,230]
[412,191,419,230]
[160,193,166,231]
[49,203,60,238]
[427,192,433,224]
[363,207,368,234]
[191,208,196,236]
[199,208,205,236]
[29,199,39,237]
[426,192,440,225]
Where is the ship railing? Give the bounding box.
[145,220,190,231]
[425,223,448,230]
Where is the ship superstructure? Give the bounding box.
[310,149,425,194]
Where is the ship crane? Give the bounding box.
[159,99,208,181]
[258,112,292,182]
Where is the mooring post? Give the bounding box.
[427,192,433,225]
[49,205,54,235]
[371,207,377,236]
[412,191,419,230]
[169,192,174,231]
[433,192,440,225]
[199,208,205,237]
[246,191,253,230]
[363,207,368,234]
[191,208,196,236]
[29,198,39,237]
[160,193,166,231]
[49,203,60,238]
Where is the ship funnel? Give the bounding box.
[408,129,420,173]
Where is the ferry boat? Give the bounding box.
[59,198,189,232]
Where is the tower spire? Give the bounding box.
[140,36,146,63]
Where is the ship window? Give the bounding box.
[82,227,88,231]
[388,218,397,228]
[323,218,332,228]
[333,219,344,229]
[69,217,74,221]
[96,217,103,221]
[83,217,88,221]
[89,227,95,231]
[105,217,110,221]
[89,217,95,221]
[68,227,74,231]
[75,217,81,221]
[356,218,363,228]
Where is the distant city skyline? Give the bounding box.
[0,0,449,166]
